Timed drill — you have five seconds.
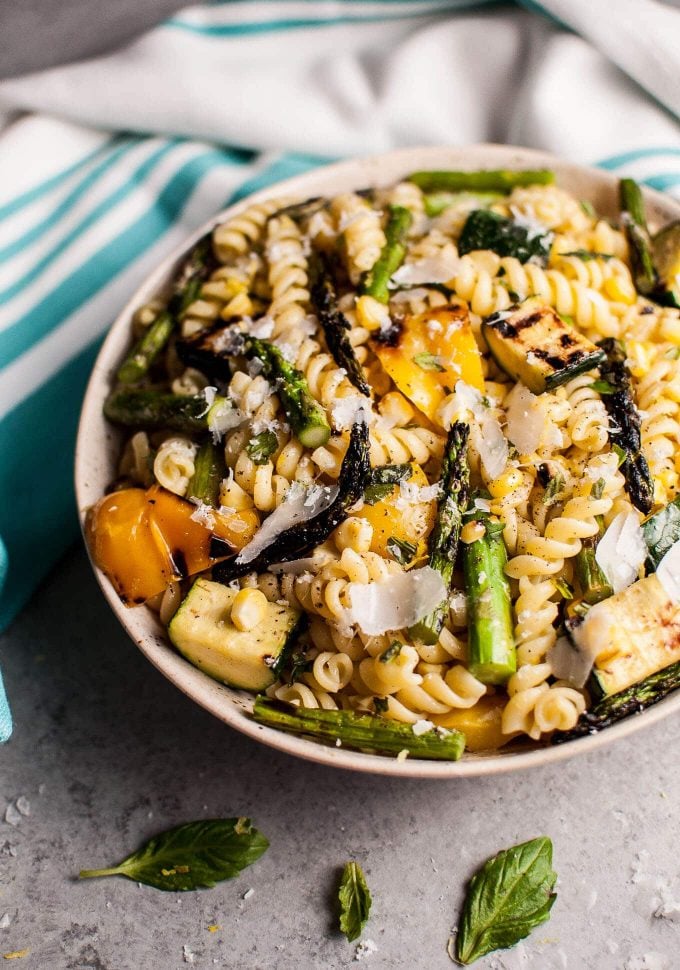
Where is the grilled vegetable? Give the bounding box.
[643,496,680,571]
[212,419,370,582]
[309,253,370,394]
[371,303,484,424]
[87,485,259,605]
[569,574,680,698]
[619,178,658,296]
[176,323,238,381]
[409,423,470,644]
[168,578,303,691]
[275,196,326,222]
[597,337,653,513]
[482,299,604,394]
[574,536,612,607]
[407,169,555,193]
[652,220,680,309]
[359,204,412,303]
[103,389,210,433]
[252,697,466,760]
[553,657,680,742]
[187,441,225,507]
[458,210,551,265]
[246,337,332,448]
[463,517,516,685]
[356,462,437,563]
[117,234,215,383]
[423,191,503,218]
[430,695,508,752]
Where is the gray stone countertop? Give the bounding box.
[2,548,680,969]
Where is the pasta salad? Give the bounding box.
[88,167,680,759]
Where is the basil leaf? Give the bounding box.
[590,379,616,395]
[642,497,680,570]
[380,641,403,663]
[338,861,372,942]
[455,836,557,965]
[387,536,417,565]
[364,464,411,504]
[373,697,388,714]
[590,477,606,499]
[246,430,279,465]
[612,443,627,467]
[580,199,596,218]
[554,577,573,600]
[78,818,268,892]
[664,346,680,361]
[413,352,445,373]
[542,473,565,508]
[363,483,396,506]
[561,249,614,262]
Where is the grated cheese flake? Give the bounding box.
[346,567,447,635]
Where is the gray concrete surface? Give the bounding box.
[2,546,680,969]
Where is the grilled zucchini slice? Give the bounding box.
[482,299,604,394]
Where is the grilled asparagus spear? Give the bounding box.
[103,389,210,433]
[252,697,465,760]
[359,204,412,304]
[407,169,555,193]
[619,178,658,296]
[310,254,370,394]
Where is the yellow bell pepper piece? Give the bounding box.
[371,304,484,425]
[356,463,436,564]
[431,695,509,752]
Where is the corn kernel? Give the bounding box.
[231,588,267,632]
[625,340,655,378]
[604,275,636,305]
[488,469,524,498]
[460,520,486,544]
[356,294,391,332]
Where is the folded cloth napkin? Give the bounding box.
[1,0,679,741]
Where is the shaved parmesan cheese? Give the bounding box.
[346,567,447,635]
[236,482,339,565]
[247,316,275,339]
[198,386,218,417]
[189,501,216,529]
[549,634,598,688]
[411,719,435,737]
[390,247,459,286]
[331,395,371,431]
[595,510,646,593]
[656,540,680,602]
[504,382,557,456]
[396,480,442,507]
[208,398,243,443]
[444,381,507,479]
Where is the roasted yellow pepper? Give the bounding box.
[431,695,509,752]
[371,304,484,425]
[356,463,436,564]
[88,485,259,605]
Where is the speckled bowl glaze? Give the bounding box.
[75,143,680,777]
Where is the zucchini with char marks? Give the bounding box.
[482,299,604,394]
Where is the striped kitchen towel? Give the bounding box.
[0,0,679,741]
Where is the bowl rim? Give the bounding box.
[75,141,680,778]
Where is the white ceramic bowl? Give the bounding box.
[75,143,680,777]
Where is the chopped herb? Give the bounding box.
[590,379,616,395]
[580,199,596,218]
[413,352,446,373]
[364,464,411,504]
[612,443,627,467]
[664,346,680,360]
[380,641,404,663]
[338,861,372,943]
[560,313,575,328]
[386,536,417,565]
[454,837,557,965]
[246,430,279,464]
[561,249,614,262]
[373,697,389,714]
[78,819,268,892]
[591,477,606,499]
[288,650,312,683]
[363,483,395,506]
[554,577,574,600]
[507,289,520,302]
[543,473,565,508]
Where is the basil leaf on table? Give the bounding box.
[338,861,372,942]
[78,818,268,891]
[454,836,557,965]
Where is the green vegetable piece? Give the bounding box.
[246,430,279,465]
[386,536,417,565]
[407,169,555,193]
[213,419,370,582]
[642,496,680,571]
[103,389,209,433]
[580,199,596,218]
[363,463,411,505]
[413,352,445,372]
[455,837,557,965]
[247,337,332,449]
[252,697,465,760]
[409,422,470,645]
[458,209,552,265]
[116,234,215,384]
[423,190,502,218]
[188,441,225,507]
[620,178,658,296]
[542,473,565,508]
[338,862,372,943]
[463,517,516,685]
[597,337,653,514]
[359,204,412,303]
[589,379,616,395]
[554,658,680,743]
[310,253,371,394]
[652,220,680,308]
[574,537,612,607]
[379,641,403,663]
[78,818,268,892]
[560,249,614,262]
